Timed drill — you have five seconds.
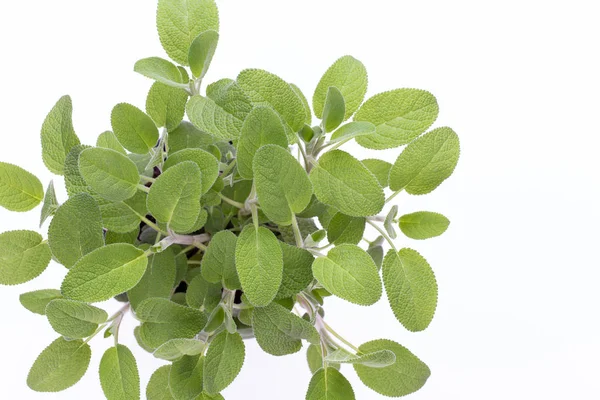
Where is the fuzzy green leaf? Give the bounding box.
[237,106,288,179]
[291,83,312,124]
[27,337,91,392]
[354,339,430,397]
[48,193,104,268]
[128,250,177,310]
[201,230,240,289]
[41,95,81,175]
[399,211,450,240]
[154,338,206,361]
[0,162,44,212]
[0,230,51,285]
[354,89,439,149]
[169,354,204,400]
[39,180,58,227]
[64,145,91,196]
[253,145,313,226]
[329,121,376,144]
[389,127,460,194]
[147,365,174,400]
[146,82,189,130]
[310,150,384,217]
[147,161,202,232]
[361,159,392,188]
[19,289,62,315]
[164,148,219,194]
[326,213,365,245]
[61,244,148,303]
[168,121,215,153]
[382,249,438,331]
[186,274,222,313]
[203,331,245,395]
[325,347,396,368]
[306,368,356,400]
[99,345,140,400]
[235,225,283,307]
[322,87,345,132]
[111,103,159,154]
[312,244,382,306]
[157,0,219,66]
[96,131,127,155]
[96,191,147,233]
[46,299,107,339]
[189,30,219,78]
[134,57,187,89]
[276,242,314,299]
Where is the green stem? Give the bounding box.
[140,175,156,183]
[367,219,398,253]
[139,215,169,236]
[322,319,361,354]
[177,245,196,256]
[290,214,304,248]
[137,184,150,194]
[385,189,403,204]
[218,193,245,209]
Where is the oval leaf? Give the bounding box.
[99,344,140,400]
[322,86,346,132]
[189,29,219,79]
[147,365,174,400]
[111,103,159,154]
[203,331,245,395]
[46,299,108,339]
[399,211,450,240]
[41,95,81,175]
[153,338,206,361]
[163,148,219,194]
[0,162,44,212]
[201,230,240,290]
[306,368,356,400]
[146,82,189,130]
[19,289,62,315]
[0,230,51,285]
[134,57,187,89]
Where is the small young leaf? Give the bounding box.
[203,331,245,395]
[111,103,159,154]
[325,347,396,368]
[309,150,384,217]
[157,0,219,66]
[354,339,430,397]
[168,121,215,153]
[46,299,108,339]
[276,242,314,299]
[189,30,219,79]
[0,230,51,286]
[0,162,44,212]
[253,302,320,356]
[313,55,367,121]
[329,121,376,144]
[384,205,399,239]
[383,249,438,331]
[147,161,202,233]
[169,354,204,400]
[146,82,189,130]
[235,225,283,307]
[389,127,460,194]
[326,213,366,245]
[41,95,81,175]
[99,345,140,400]
[27,337,91,392]
[253,145,313,226]
[237,69,306,132]
[96,131,127,155]
[322,87,345,133]
[147,365,174,400]
[134,57,187,89]
[128,250,177,310]
[153,338,206,361]
[163,148,219,194]
[237,106,288,179]
[367,240,384,271]
[306,368,356,400]
[186,274,222,313]
[39,180,58,227]
[48,193,104,268]
[361,159,392,188]
[61,244,148,303]
[354,89,439,149]
[19,289,62,315]
[307,344,323,374]
[312,244,382,306]
[201,230,240,290]
[78,147,140,202]
[399,211,450,240]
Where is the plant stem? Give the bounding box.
[139,175,156,183]
[290,214,304,248]
[137,184,150,194]
[385,189,403,204]
[139,215,169,236]
[322,319,361,354]
[218,193,245,209]
[367,219,398,253]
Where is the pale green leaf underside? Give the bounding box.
[189,29,219,79]
[322,86,346,133]
[99,344,141,400]
[19,289,62,315]
[329,121,376,144]
[134,57,187,89]
[97,131,127,154]
[0,230,51,286]
[0,162,44,212]
[399,211,450,240]
[39,180,58,227]
[153,338,206,361]
[41,95,81,175]
[325,348,396,368]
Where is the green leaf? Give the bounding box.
[97,191,147,233]
[279,217,318,245]
[313,55,368,121]
[0,230,51,285]
[399,211,450,240]
[0,162,44,212]
[128,250,177,310]
[237,69,306,132]
[111,103,159,154]
[79,147,141,202]
[105,229,139,245]
[306,368,355,400]
[189,30,219,79]
[97,131,127,155]
[136,298,207,349]
[39,180,58,227]
[312,244,382,306]
[146,82,189,130]
[169,354,204,400]
[290,83,312,124]
[27,337,91,392]
[276,242,314,299]
[134,57,187,89]
[153,338,206,361]
[307,344,323,374]
[354,339,430,397]
[237,106,288,179]
[325,347,396,368]
[186,274,222,313]
[61,244,148,303]
[186,83,253,140]
[164,148,219,194]
[322,87,345,132]
[41,95,81,175]
[367,240,384,271]
[19,289,62,315]
[361,159,392,188]
[389,127,460,194]
[157,0,219,66]
[48,193,104,268]
[204,331,245,395]
[382,249,438,332]
[309,150,384,217]
[326,213,365,245]
[354,89,439,149]
[235,225,283,307]
[253,302,319,356]
[147,365,174,400]
[147,161,202,233]
[329,121,376,144]
[46,299,107,339]
[201,230,240,290]
[253,145,313,225]
[168,121,215,153]
[99,345,140,400]
[64,145,92,196]
[384,205,398,239]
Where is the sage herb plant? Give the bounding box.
[0,0,460,398]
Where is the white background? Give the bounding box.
[1,0,599,399]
